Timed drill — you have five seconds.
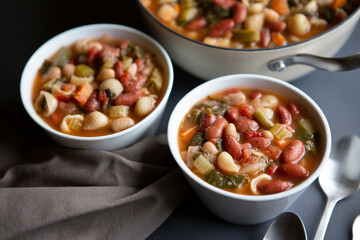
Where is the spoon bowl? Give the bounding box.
[263,212,307,240]
[314,135,360,240]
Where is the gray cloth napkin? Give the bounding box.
[0,122,188,240]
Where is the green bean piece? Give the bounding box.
[75,64,95,78]
[232,29,261,43]
[52,47,71,67]
[254,108,274,129]
[178,7,199,24]
[270,123,292,140]
[39,60,52,74]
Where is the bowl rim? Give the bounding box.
[167,73,332,201]
[20,23,174,141]
[137,0,360,52]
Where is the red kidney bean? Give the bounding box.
[233,118,259,133]
[224,135,243,159]
[282,140,305,164]
[259,28,271,48]
[114,60,124,79]
[250,91,262,100]
[246,137,270,149]
[233,2,247,24]
[99,46,120,60]
[277,164,309,178]
[125,75,148,92]
[265,19,286,32]
[135,58,144,73]
[209,19,235,38]
[213,0,236,9]
[199,112,216,132]
[258,180,292,194]
[113,90,142,106]
[288,103,300,118]
[186,17,208,30]
[120,72,132,90]
[277,105,292,124]
[206,118,228,140]
[266,164,278,175]
[84,91,100,112]
[264,145,282,160]
[225,106,239,122]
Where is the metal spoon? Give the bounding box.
[268,53,360,72]
[263,212,307,240]
[314,135,360,240]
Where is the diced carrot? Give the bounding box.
[276,139,291,148]
[73,82,93,106]
[173,3,180,13]
[270,0,290,16]
[49,112,62,126]
[272,32,286,46]
[331,0,346,8]
[180,125,198,143]
[62,83,74,92]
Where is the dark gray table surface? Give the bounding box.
[1,1,359,239]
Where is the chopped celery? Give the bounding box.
[41,78,58,91]
[108,105,129,118]
[122,57,133,70]
[270,123,292,140]
[149,68,163,92]
[52,47,71,67]
[190,132,206,146]
[205,171,247,188]
[305,140,317,155]
[299,118,316,133]
[232,29,260,43]
[178,7,199,24]
[180,0,197,9]
[39,60,52,74]
[134,45,145,59]
[296,125,314,141]
[254,108,274,129]
[194,155,214,175]
[101,59,116,70]
[75,64,95,78]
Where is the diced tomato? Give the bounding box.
[226,88,240,94]
[267,164,278,175]
[87,46,99,65]
[99,46,120,60]
[62,83,74,92]
[121,72,132,90]
[241,105,254,118]
[242,148,252,159]
[245,131,261,139]
[55,92,69,102]
[98,90,109,105]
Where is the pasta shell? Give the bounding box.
[52,82,76,100]
[70,75,94,86]
[34,91,58,117]
[83,111,108,130]
[99,78,123,98]
[60,114,84,133]
[134,96,156,117]
[111,117,135,132]
[250,174,271,195]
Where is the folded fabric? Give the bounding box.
[0,121,188,240]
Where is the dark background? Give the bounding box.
[1,1,359,239]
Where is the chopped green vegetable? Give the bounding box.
[212,103,229,115]
[254,108,274,129]
[270,123,292,140]
[39,60,52,74]
[41,78,58,91]
[232,29,260,43]
[296,125,314,141]
[178,7,199,24]
[194,155,214,175]
[214,138,224,153]
[52,47,71,67]
[193,147,216,164]
[134,45,145,59]
[180,0,197,9]
[149,68,163,92]
[299,118,316,133]
[75,64,95,78]
[188,109,202,124]
[101,59,116,70]
[122,57,133,70]
[205,171,247,188]
[190,132,206,146]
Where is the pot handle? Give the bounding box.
[267,53,360,72]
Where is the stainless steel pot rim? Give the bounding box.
[137,0,360,53]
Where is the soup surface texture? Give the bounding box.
[142,0,359,48]
[32,34,165,137]
[178,88,319,195]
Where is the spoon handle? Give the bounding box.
[314,197,339,240]
[267,53,360,72]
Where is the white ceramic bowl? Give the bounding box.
[20,24,173,151]
[137,1,360,81]
[168,74,331,224]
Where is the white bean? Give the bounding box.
[261,95,279,108]
[97,69,115,82]
[203,141,219,155]
[127,63,138,78]
[217,152,239,174]
[287,13,311,37]
[111,117,135,132]
[157,3,179,22]
[46,67,61,80]
[245,13,264,31]
[224,123,237,138]
[224,92,246,106]
[249,3,264,14]
[262,130,274,140]
[263,8,280,22]
[62,64,75,79]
